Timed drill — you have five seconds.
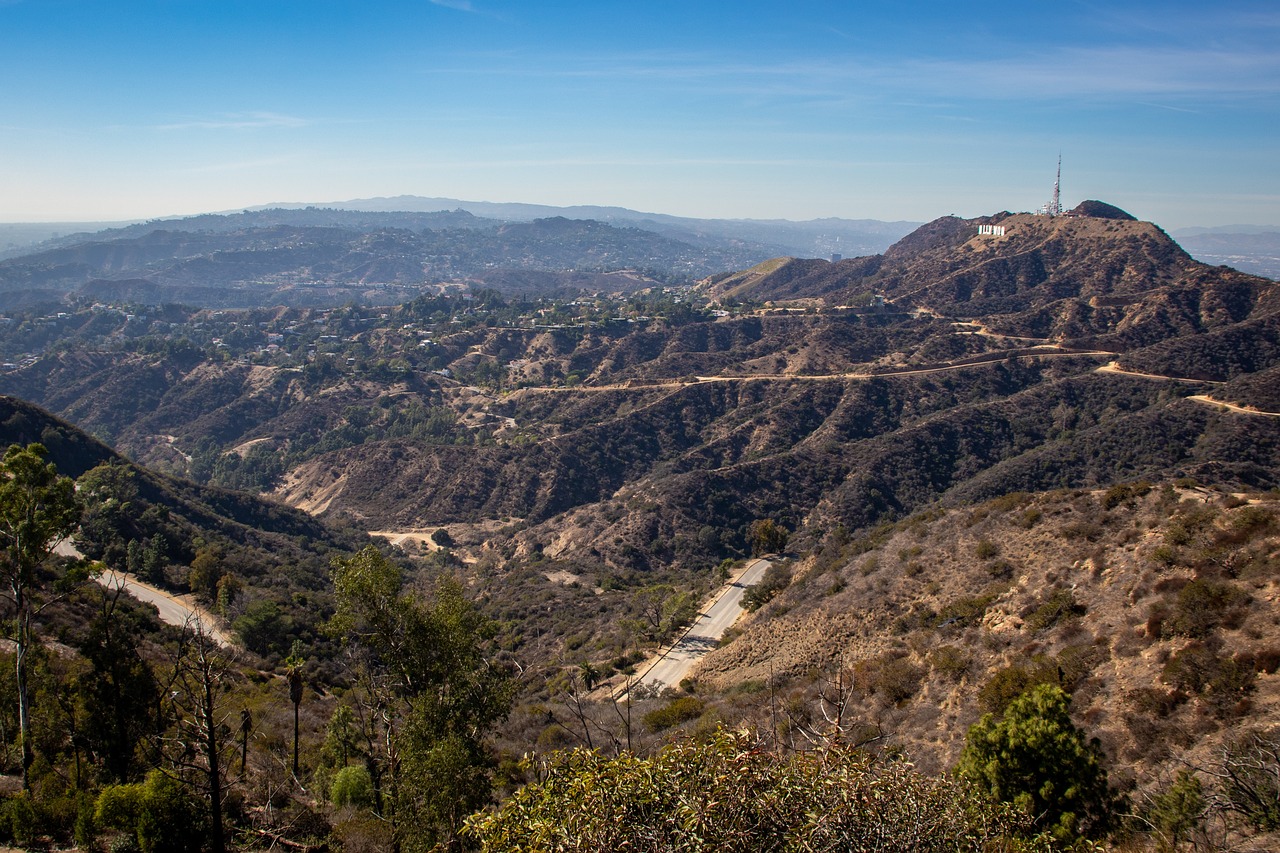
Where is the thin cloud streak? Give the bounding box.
[424,43,1279,103]
[428,0,477,12]
[156,112,311,131]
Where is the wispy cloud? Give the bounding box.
[903,47,1280,101]
[156,112,310,131]
[429,0,476,11]
[423,42,1280,103]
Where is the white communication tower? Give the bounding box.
[1038,156,1063,216]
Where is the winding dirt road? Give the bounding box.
[1187,395,1280,418]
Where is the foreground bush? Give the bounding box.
[465,728,1053,852]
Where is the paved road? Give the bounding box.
[635,557,771,692]
[55,540,233,646]
[98,570,235,646]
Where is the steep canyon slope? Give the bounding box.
[1,205,1277,584]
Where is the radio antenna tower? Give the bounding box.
[1038,155,1063,216]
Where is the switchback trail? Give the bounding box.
[1188,395,1280,417]
[512,348,1115,397]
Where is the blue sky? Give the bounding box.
[2,1,1277,228]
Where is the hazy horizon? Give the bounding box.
[3,1,1277,230]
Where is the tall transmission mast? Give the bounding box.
[1038,155,1063,216]
[1051,154,1062,215]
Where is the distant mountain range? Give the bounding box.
[0,202,922,310]
[250,195,920,259]
[2,197,1275,288]
[0,198,919,267]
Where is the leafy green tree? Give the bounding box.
[328,546,514,851]
[623,584,697,644]
[957,683,1113,843]
[320,703,361,771]
[141,533,169,584]
[742,562,792,612]
[1147,770,1206,851]
[749,518,789,556]
[75,462,138,563]
[186,546,223,602]
[232,598,291,658]
[465,728,1046,852]
[76,587,160,783]
[0,443,83,790]
[95,769,204,853]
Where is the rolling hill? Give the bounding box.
[1,202,1280,846]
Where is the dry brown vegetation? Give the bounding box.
[686,484,1280,805]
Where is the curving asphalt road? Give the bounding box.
[634,557,771,693]
[55,540,233,646]
[97,570,234,646]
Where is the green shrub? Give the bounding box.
[74,792,98,851]
[1164,522,1192,547]
[465,728,1044,851]
[1026,589,1086,632]
[1161,643,1255,716]
[1162,578,1249,638]
[96,771,202,853]
[1017,508,1042,529]
[928,645,970,680]
[1103,482,1151,509]
[742,563,791,611]
[958,684,1114,843]
[138,772,202,853]
[330,765,375,809]
[937,589,1001,628]
[643,696,706,732]
[1147,770,1205,849]
[1231,505,1275,533]
[865,656,923,704]
[0,794,37,847]
[978,658,1060,715]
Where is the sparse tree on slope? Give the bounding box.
[0,443,82,790]
[957,683,1115,843]
[328,545,514,851]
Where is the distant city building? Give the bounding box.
[831,253,843,263]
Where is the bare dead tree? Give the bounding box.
[160,617,238,853]
[1203,731,1280,835]
[784,661,886,752]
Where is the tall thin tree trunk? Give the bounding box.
[16,590,31,791]
[203,665,225,853]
